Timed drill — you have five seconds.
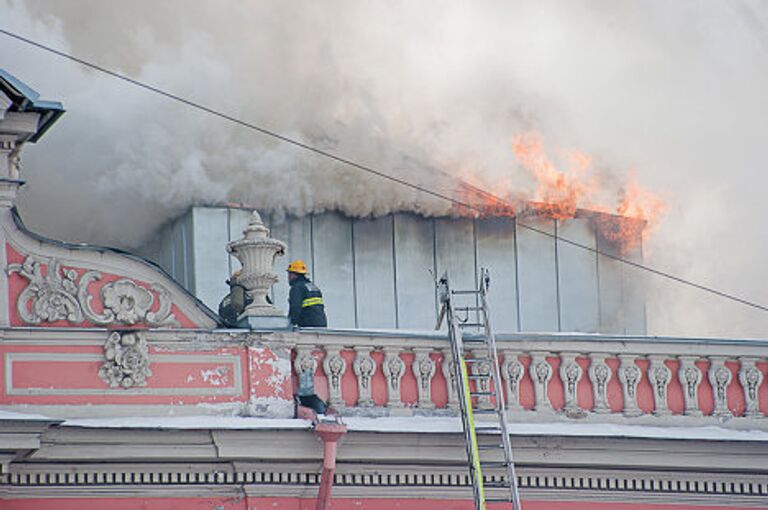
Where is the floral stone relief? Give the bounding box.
[98,331,152,388]
[7,254,179,327]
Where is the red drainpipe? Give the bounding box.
[314,422,347,510]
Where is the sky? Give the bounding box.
[2,0,768,338]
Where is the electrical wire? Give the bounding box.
[3,27,768,314]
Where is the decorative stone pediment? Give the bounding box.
[8,253,179,327]
[1,229,218,329]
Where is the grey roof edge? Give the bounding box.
[0,68,65,143]
[187,202,641,225]
[301,326,768,348]
[10,206,222,327]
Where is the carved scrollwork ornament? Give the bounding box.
[413,349,436,409]
[325,353,345,389]
[621,365,641,397]
[414,351,436,391]
[294,349,317,375]
[441,353,458,410]
[98,331,152,388]
[589,357,612,413]
[353,348,376,407]
[534,361,549,382]
[353,353,375,389]
[648,356,672,416]
[678,356,703,416]
[708,359,733,418]
[560,354,584,417]
[529,353,554,412]
[7,256,83,324]
[501,353,524,411]
[564,362,581,393]
[381,348,406,408]
[618,355,642,416]
[8,255,179,327]
[738,359,764,417]
[684,366,700,398]
[470,351,493,408]
[322,346,346,408]
[714,367,731,401]
[653,367,670,396]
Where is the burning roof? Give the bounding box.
[452,132,664,255]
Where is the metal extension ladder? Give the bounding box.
[436,269,522,510]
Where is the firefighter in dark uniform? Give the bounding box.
[287,259,328,328]
[287,260,329,415]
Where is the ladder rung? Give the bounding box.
[459,322,484,328]
[463,357,490,363]
[452,290,479,295]
[468,374,490,380]
[477,443,503,450]
[485,497,513,502]
[462,337,487,343]
[470,391,495,396]
[475,427,503,433]
[475,422,502,428]
[472,408,498,415]
[479,461,510,468]
[456,306,482,312]
[483,480,512,488]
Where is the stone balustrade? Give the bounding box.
[292,330,768,424]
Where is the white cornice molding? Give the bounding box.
[3,466,767,507]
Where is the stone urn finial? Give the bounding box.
[226,210,287,325]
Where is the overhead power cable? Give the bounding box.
[3,27,768,315]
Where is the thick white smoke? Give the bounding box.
[2,0,768,337]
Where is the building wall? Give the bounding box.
[3,497,762,510]
[140,207,646,334]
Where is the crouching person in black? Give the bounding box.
[287,260,329,416]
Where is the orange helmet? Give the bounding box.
[287,259,309,274]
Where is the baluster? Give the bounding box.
[588,354,612,414]
[322,345,347,409]
[560,353,583,416]
[648,355,672,416]
[739,357,764,418]
[413,348,436,409]
[381,347,406,408]
[529,352,553,413]
[501,351,524,412]
[471,350,493,409]
[618,354,642,417]
[708,356,733,418]
[440,350,458,411]
[352,347,376,407]
[293,345,318,397]
[678,356,703,417]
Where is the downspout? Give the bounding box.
[314,422,347,510]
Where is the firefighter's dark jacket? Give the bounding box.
[288,275,328,327]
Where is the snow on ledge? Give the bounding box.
[59,415,768,442]
[343,417,768,442]
[64,416,313,430]
[0,410,62,422]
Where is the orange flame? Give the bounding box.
[594,173,666,253]
[453,133,665,255]
[512,133,600,220]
